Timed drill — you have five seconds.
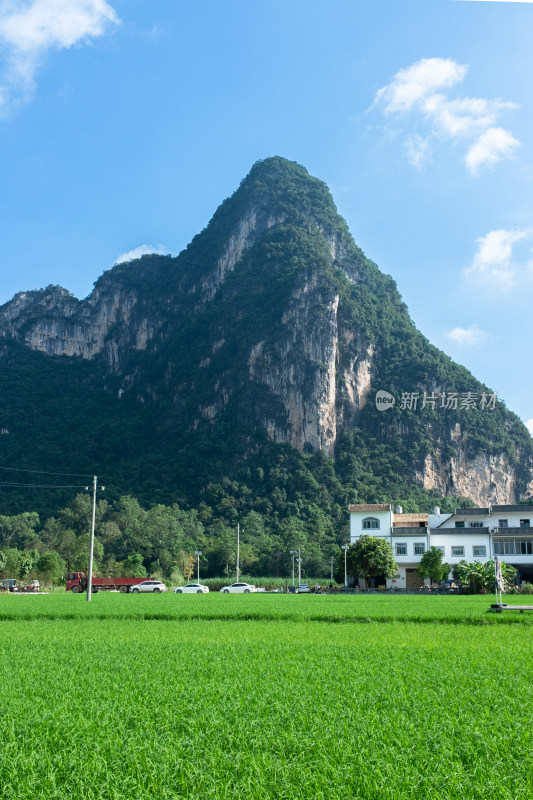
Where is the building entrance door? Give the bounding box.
[406,568,424,589]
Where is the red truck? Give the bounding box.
[66,572,142,593]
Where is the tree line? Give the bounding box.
[0,492,345,586]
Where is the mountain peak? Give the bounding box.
[0,158,532,517]
[235,156,341,227]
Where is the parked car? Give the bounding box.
[219,582,256,593]
[174,583,209,594]
[130,580,166,593]
[0,579,39,593]
[20,580,40,593]
[297,583,311,593]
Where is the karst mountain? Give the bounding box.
[1,157,531,524]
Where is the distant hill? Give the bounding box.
[1,156,532,532]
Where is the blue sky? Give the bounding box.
[0,0,532,434]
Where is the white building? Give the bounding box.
[349,502,533,589]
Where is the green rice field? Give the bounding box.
[1,593,531,800]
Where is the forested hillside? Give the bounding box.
[1,157,532,579]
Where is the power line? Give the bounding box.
[0,482,89,489]
[0,466,95,478]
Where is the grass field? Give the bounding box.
[0,593,532,799]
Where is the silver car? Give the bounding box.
[174,583,209,594]
[219,582,256,593]
[130,580,166,593]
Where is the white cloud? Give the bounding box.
[526,419,533,437]
[375,58,467,114]
[405,134,432,169]
[423,95,517,138]
[374,57,521,174]
[0,0,120,114]
[465,127,521,175]
[463,228,531,288]
[115,244,169,264]
[446,324,489,346]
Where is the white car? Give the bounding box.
[174,583,209,594]
[219,582,256,593]
[297,583,311,593]
[130,580,166,593]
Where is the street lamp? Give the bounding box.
[342,545,350,593]
[296,553,302,587]
[330,556,335,582]
[194,551,202,584]
[290,550,297,591]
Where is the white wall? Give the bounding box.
[430,531,490,566]
[349,508,392,543]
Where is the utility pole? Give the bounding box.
[290,550,297,591]
[87,476,97,602]
[236,523,240,582]
[342,545,350,593]
[86,476,104,602]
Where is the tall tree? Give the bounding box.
[0,512,40,549]
[346,536,397,586]
[36,551,66,586]
[418,546,449,584]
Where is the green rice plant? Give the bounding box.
[0,618,531,799]
[0,591,531,625]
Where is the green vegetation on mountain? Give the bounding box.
[0,157,532,577]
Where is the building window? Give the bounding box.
[520,519,530,528]
[395,543,407,556]
[494,539,533,556]
[473,546,486,557]
[434,546,445,556]
[498,519,508,528]
[362,517,380,530]
[470,522,484,528]
[414,543,425,555]
[451,546,465,557]
[455,521,465,528]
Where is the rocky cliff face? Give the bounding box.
[417,449,519,505]
[0,156,531,508]
[243,280,340,456]
[0,283,155,368]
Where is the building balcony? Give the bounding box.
[454,508,490,516]
[491,527,532,535]
[392,526,429,536]
[436,527,490,535]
